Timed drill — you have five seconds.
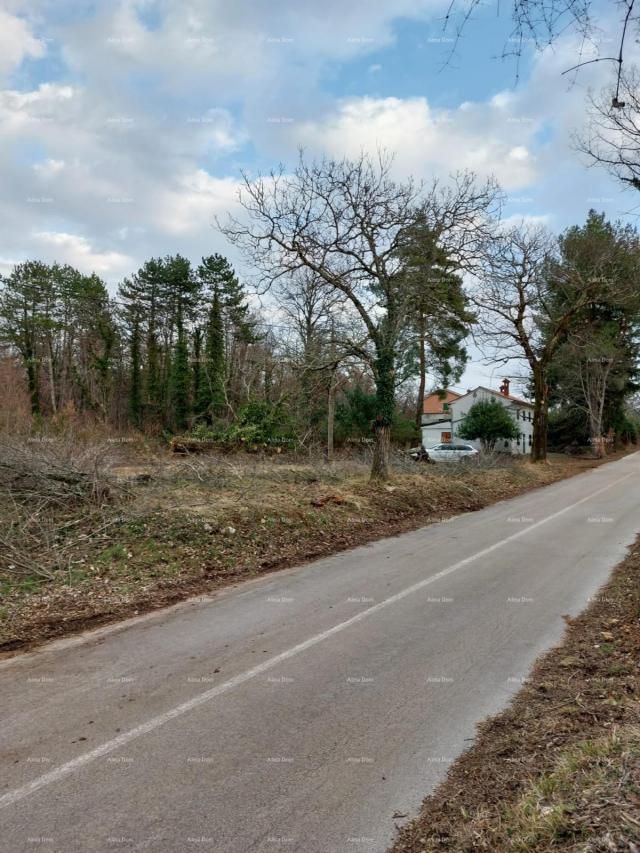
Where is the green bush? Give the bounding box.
[614,413,638,445]
[547,407,590,451]
[390,411,420,445]
[189,400,296,449]
[458,399,520,450]
[334,387,419,445]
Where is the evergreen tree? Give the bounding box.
[544,211,640,449]
[458,399,520,451]
[192,326,203,413]
[129,310,143,429]
[395,217,474,426]
[198,287,226,418]
[0,261,53,415]
[171,310,191,431]
[119,259,165,421]
[197,254,256,342]
[119,255,200,426]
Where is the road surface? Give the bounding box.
[2,453,639,852]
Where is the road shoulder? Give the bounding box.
[391,534,640,852]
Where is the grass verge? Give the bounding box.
[0,450,631,656]
[390,533,640,852]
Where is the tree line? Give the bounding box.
[1,153,639,480]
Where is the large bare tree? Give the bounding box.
[472,224,611,461]
[221,151,500,480]
[559,328,624,455]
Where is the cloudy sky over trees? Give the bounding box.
[1,0,636,390]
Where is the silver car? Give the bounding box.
[426,442,480,462]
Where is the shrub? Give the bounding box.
[458,399,520,451]
[548,407,590,451]
[187,400,297,450]
[335,387,420,445]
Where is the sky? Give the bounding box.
[1,0,636,396]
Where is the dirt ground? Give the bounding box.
[390,534,640,852]
[0,449,632,657]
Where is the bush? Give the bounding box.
[391,411,420,446]
[188,400,297,450]
[615,413,638,445]
[547,407,590,451]
[458,399,520,450]
[335,387,420,446]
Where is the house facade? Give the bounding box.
[421,389,462,448]
[421,379,535,455]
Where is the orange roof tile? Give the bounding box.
[423,390,461,414]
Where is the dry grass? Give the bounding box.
[0,443,631,655]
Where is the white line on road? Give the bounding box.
[0,469,635,810]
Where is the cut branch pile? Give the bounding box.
[0,438,127,581]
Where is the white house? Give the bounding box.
[422,379,535,455]
[421,389,461,448]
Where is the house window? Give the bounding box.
[528,435,532,446]
[443,403,450,412]
[528,412,532,421]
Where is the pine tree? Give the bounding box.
[119,255,201,426]
[199,288,226,418]
[129,311,143,429]
[197,255,256,342]
[395,217,474,427]
[0,261,58,416]
[171,310,191,431]
[119,259,165,421]
[192,326,203,414]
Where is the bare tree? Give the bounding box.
[578,68,640,191]
[472,223,610,461]
[221,151,500,480]
[553,324,627,454]
[278,269,365,455]
[442,0,634,84]
[572,335,619,455]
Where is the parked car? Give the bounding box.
[425,442,480,462]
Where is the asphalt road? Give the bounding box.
[2,453,640,853]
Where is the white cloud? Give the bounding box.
[0,0,635,294]
[0,10,46,80]
[33,231,133,277]
[153,170,242,236]
[0,83,75,130]
[293,96,539,189]
[33,158,65,177]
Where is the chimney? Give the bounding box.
[500,378,510,397]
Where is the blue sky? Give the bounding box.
[0,0,635,393]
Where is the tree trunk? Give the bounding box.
[589,410,604,457]
[24,346,40,415]
[47,338,57,415]
[371,348,395,481]
[531,367,548,462]
[327,367,335,464]
[371,421,391,480]
[415,318,426,429]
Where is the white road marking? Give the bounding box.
[0,469,634,810]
